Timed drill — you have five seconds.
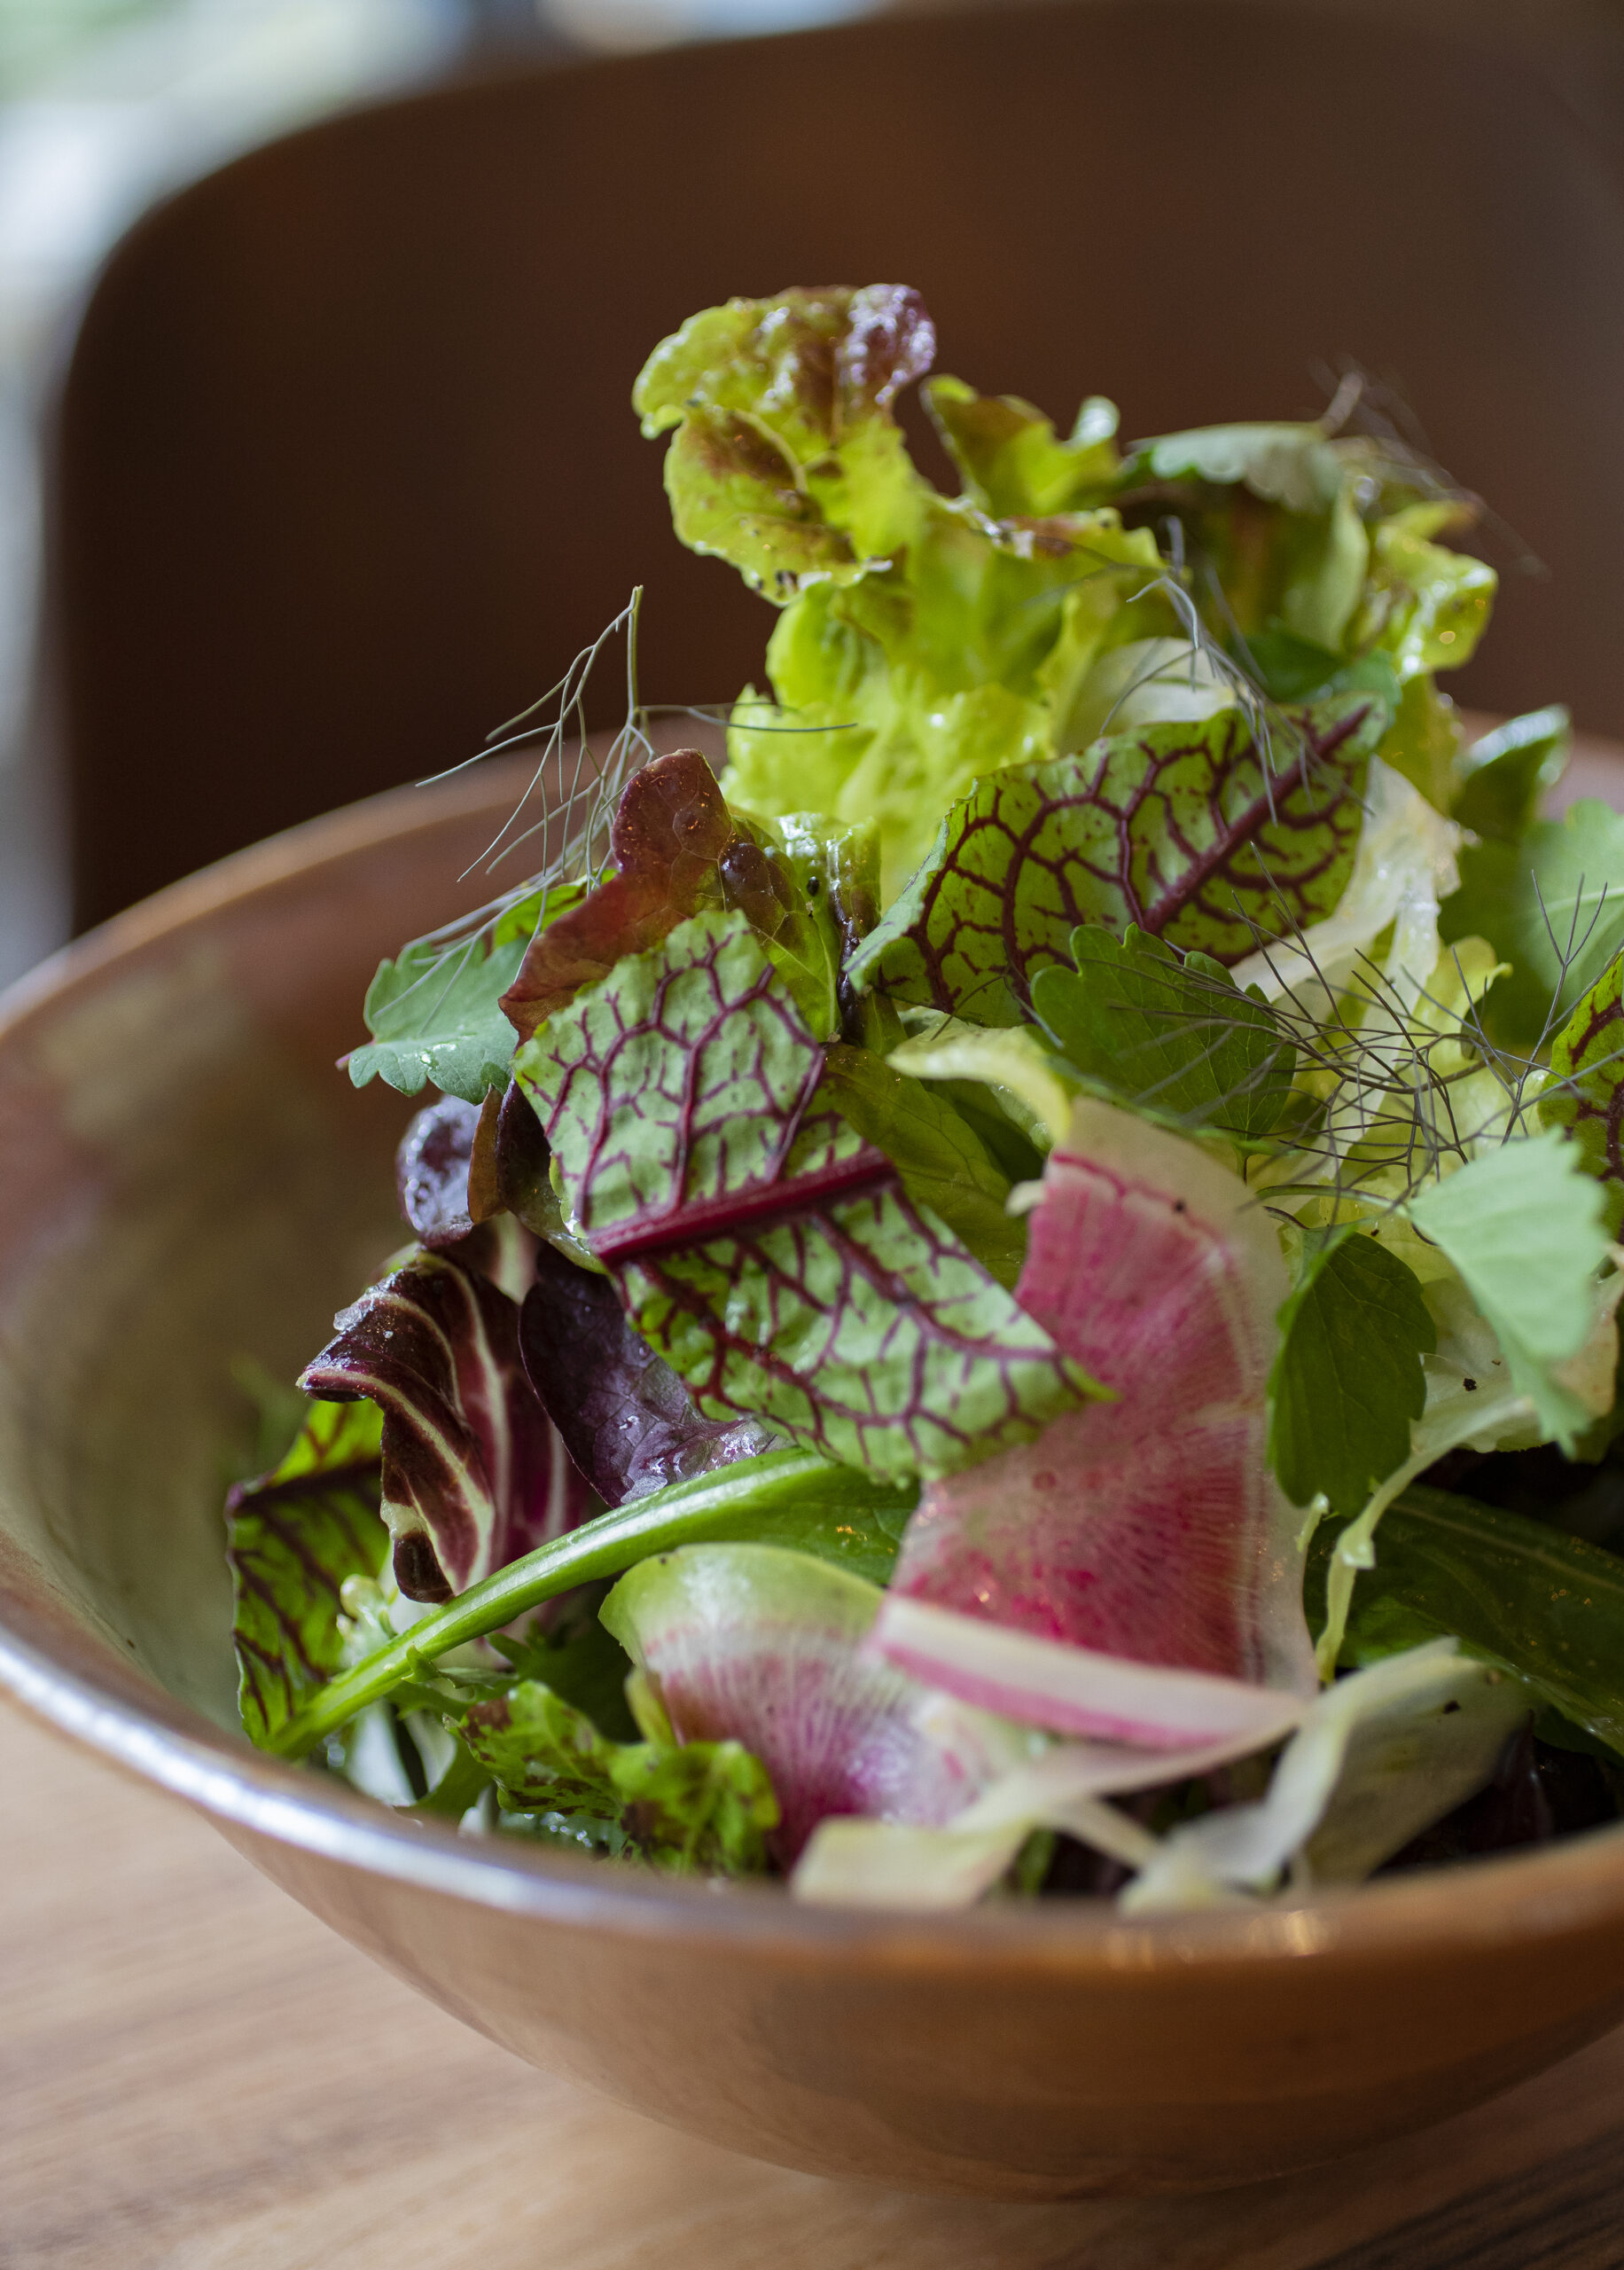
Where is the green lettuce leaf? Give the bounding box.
[227,1399,387,1748]
[516,910,1092,1476]
[1441,799,1624,1051]
[1268,1226,1435,1519]
[846,693,1388,1022]
[458,1678,778,1873]
[1409,1131,1611,1450]
[924,376,1119,517]
[1541,949,1624,1233]
[1351,505,1496,680]
[1031,922,1294,1138]
[1310,1482,1624,1757]
[1451,705,1570,842]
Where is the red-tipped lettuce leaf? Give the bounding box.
[519,1241,781,1505]
[846,695,1388,1023]
[515,909,1091,1478]
[301,1249,588,1602]
[875,1097,1316,1738]
[227,1399,387,1748]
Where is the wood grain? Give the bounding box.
[4,1701,1624,2269]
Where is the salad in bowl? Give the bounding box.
[227,284,1624,1913]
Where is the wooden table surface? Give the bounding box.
[4,1702,1624,2270]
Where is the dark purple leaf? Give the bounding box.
[519,1243,779,1507]
[301,1249,589,1601]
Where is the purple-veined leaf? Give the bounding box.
[227,1398,387,1748]
[874,1098,1317,1739]
[519,1241,781,1505]
[1540,948,1624,1234]
[846,694,1388,1023]
[515,910,1092,1478]
[301,1248,588,1602]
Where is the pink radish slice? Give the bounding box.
[601,1545,1027,1867]
[876,1098,1316,1739]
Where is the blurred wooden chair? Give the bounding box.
[41,0,1624,930]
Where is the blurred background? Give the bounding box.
[7,0,1624,990]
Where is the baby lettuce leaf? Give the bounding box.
[269,1447,914,1755]
[1441,798,1624,1050]
[1312,1482,1624,1757]
[1351,505,1497,681]
[519,1241,781,1504]
[1451,705,1570,843]
[301,1248,588,1602]
[1539,948,1624,1234]
[818,1040,1025,1288]
[1269,1226,1435,1519]
[347,891,563,1103]
[1032,923,1294,1138]
[227,1399,387,1748]
[518,910,1091,1475]
[845,694,1387,1022]
[1408,1131,1611,1451]
[924,376,1119,518]
[634,285,935,592]
[460,1679,779,1875]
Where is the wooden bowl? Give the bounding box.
[4,756,1624,2201]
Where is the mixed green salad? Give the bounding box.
[228,284,1624,1909]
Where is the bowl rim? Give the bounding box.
[6,767,1624,1976]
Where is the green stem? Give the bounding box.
[269,1449,871,1759]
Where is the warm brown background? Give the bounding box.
[6,1695,1624,2269]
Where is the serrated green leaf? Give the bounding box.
[227,1399,387,1748]
[925,375,1119,517]
[1031,922,1293,1138]
[846,694,1387,1022]
[1308,1482,1624,1757]
[1268,1226,1435,1517]
[457,1678,778,1874]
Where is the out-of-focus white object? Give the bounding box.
[540,0,872,55]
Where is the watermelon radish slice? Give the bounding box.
[601,1544,1033,1866]
[873,1098,1316,1740]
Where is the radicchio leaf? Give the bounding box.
[515,909,1092,1478]
[301,1248,588,1602]
[519,1241,781,1505]
[874,1097,1317,1740]
[227,1399,387,1748]
[846,694,1388,1023]
[394,1091,535,1300]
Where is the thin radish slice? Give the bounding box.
[878,1098,1316,1738]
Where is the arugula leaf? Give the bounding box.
[846,695,1388,1021]
[1451,705,1570,842]
[924,376,1119,517]
[1541,949,1624,1233]
[1268,1226,1435,1519]
[1309,1483,1624,1757]
[1440,798,1624,1049]
[818,1039,1025,1288]
[1408,1130,1611,1449]
[458,1679,778,1874]
[227,1399,387,1748]
[518,909,1091,1475]
[301,1248,588,1601]
[1031,923,1294,1138]
[519,1241,782,1505]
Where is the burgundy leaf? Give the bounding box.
[395,1091,535,1300]
[301,1249,588,1601]
[519,1242,779,1506]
